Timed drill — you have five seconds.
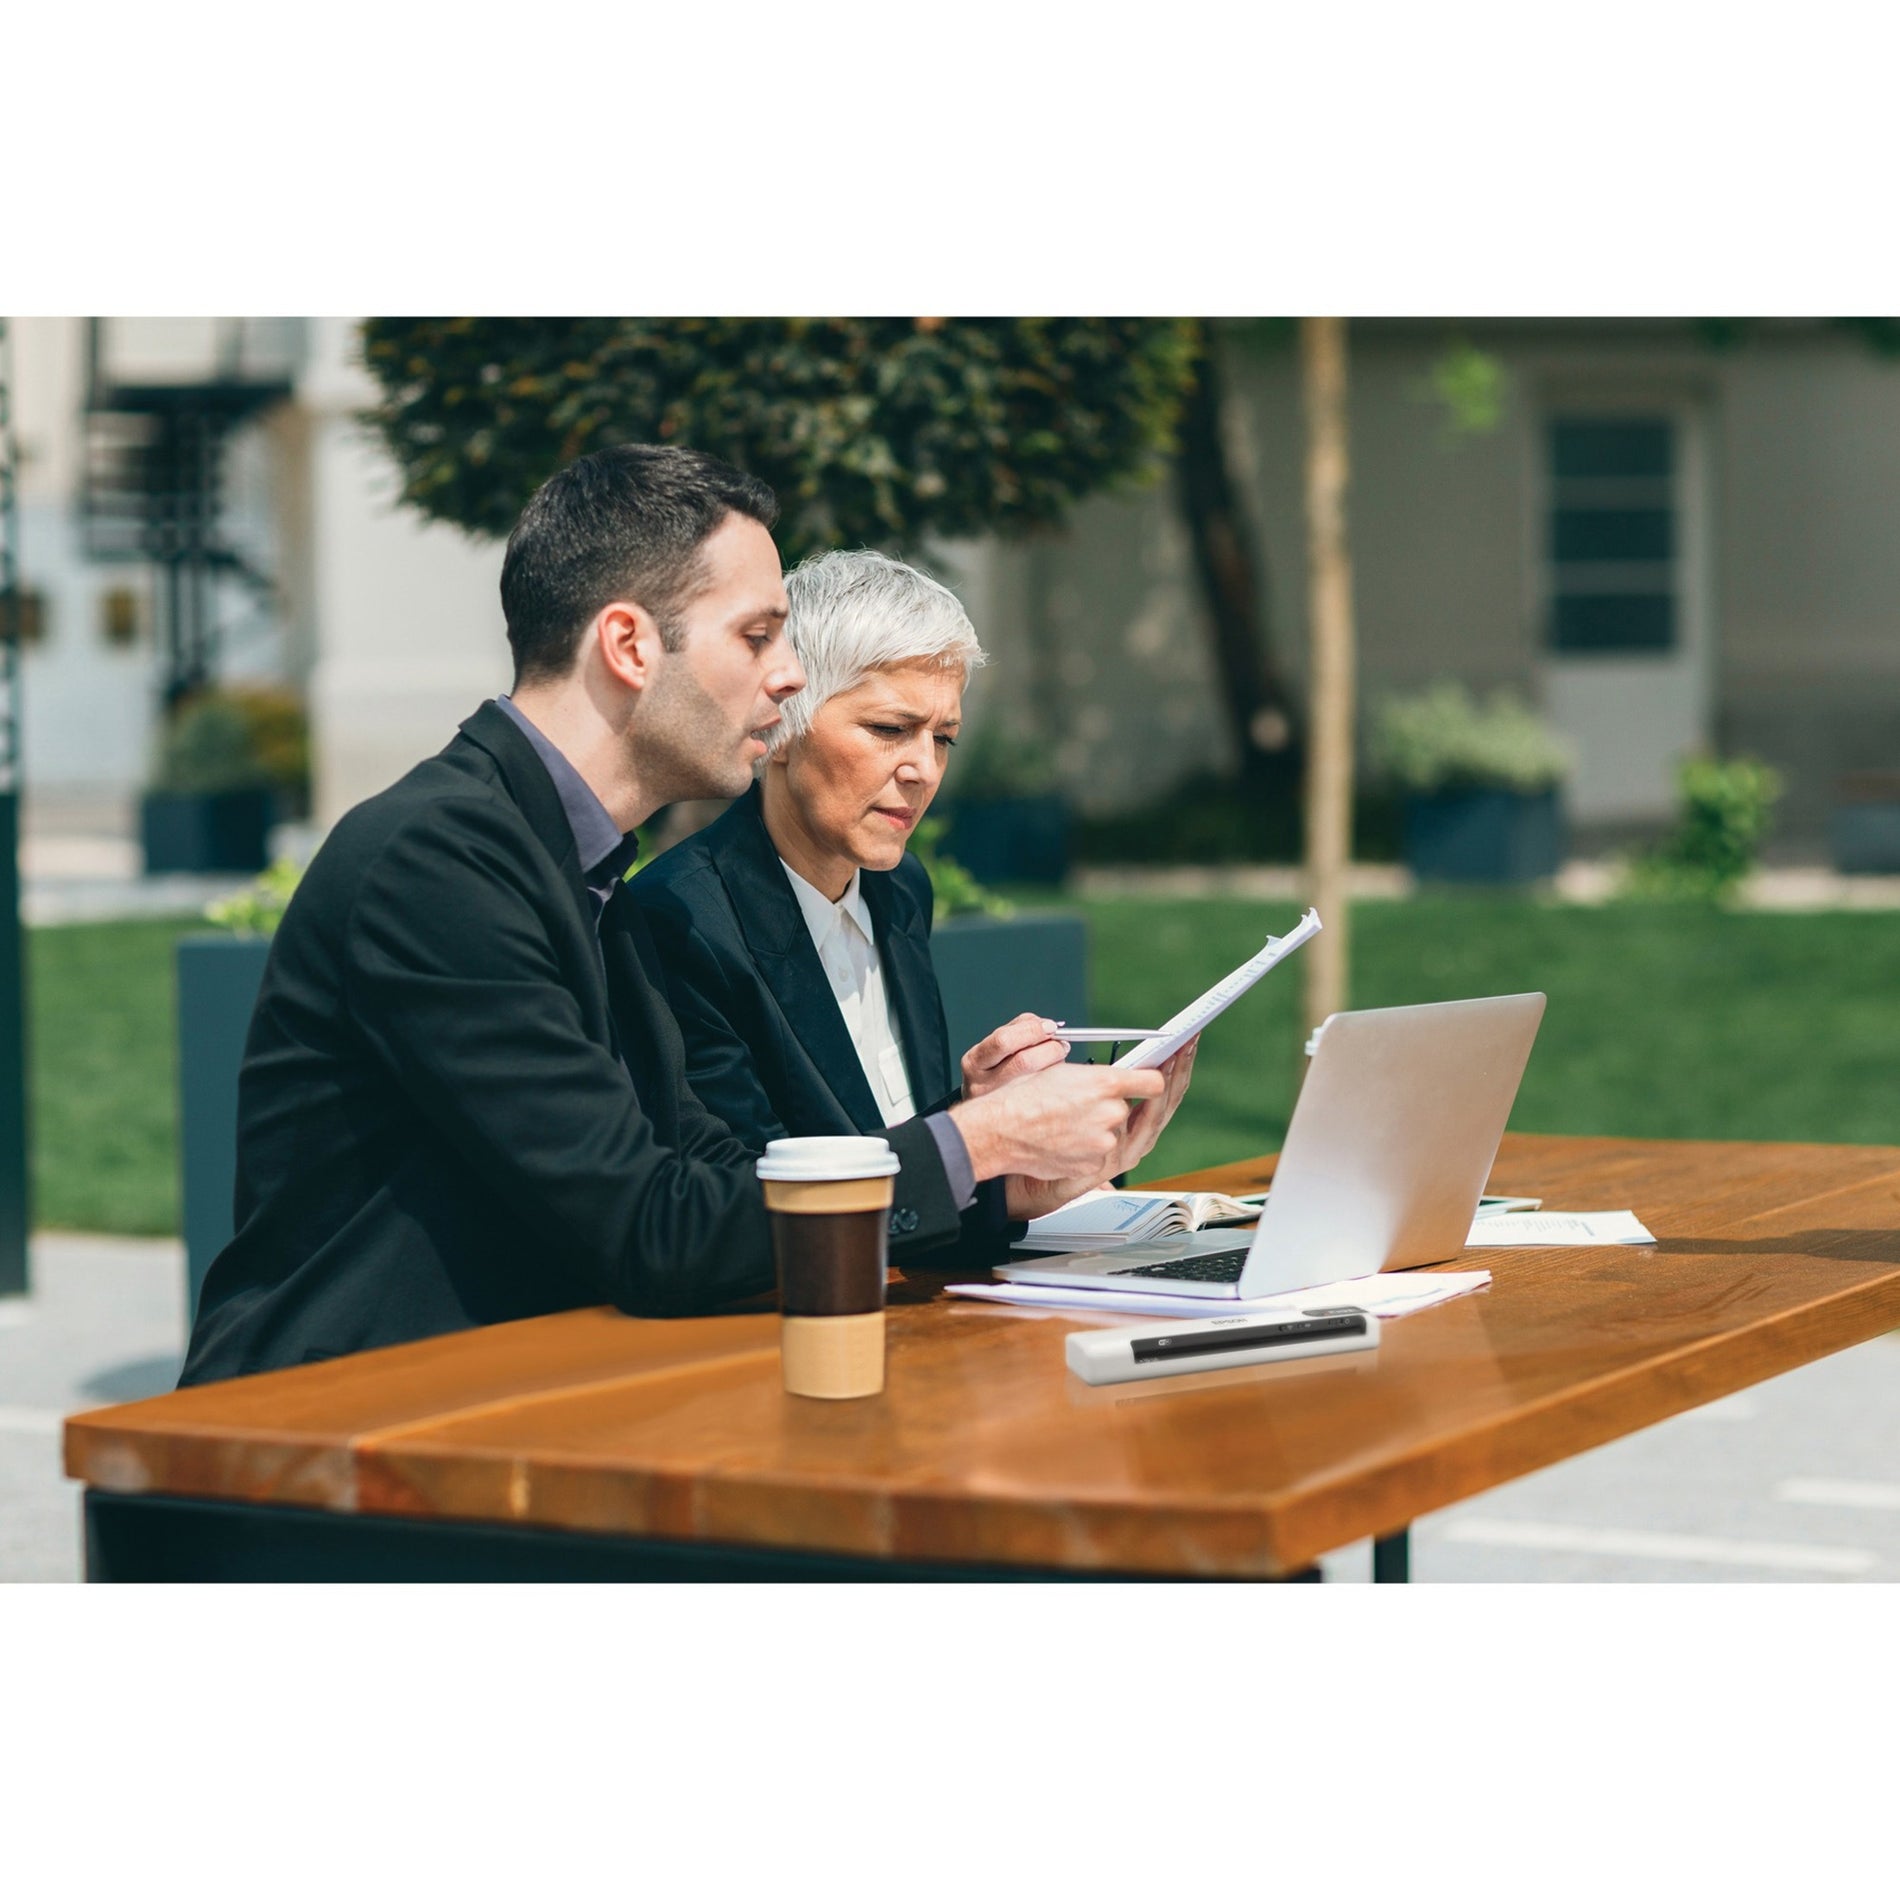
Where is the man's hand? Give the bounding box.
[1118,1036,1197,1170]
[960,1014,1070,1101]
[1000,1038,1200,1221]
[947,1060,1163,1190]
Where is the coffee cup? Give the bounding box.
[756,1136,901,1399]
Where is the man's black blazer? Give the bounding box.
[629,784,1018,1267]
[179,703,963,1386]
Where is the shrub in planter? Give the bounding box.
[225,684,313,822]
[1623,756,1783,903]
[937,721,1070,887]
[910,818,1012,924]
[1373,682,1573,884]
[141,787,274,875]
[178,861,301,1315]
[142,688,312,874]
[1830,771,1900,875]
[144,692,281,874]
[913,820,1089,1054]
[1070,765,1403,866]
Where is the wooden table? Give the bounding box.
[65,1134,1900,1581]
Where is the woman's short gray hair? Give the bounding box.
[772,549,986,752]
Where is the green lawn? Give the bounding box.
[23,899,1900,1234]
[1087,895,1900,1186]
[29,915,201,1235]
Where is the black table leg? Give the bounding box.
[84,1491,1326,1583]
[1373,1527,1412,1582]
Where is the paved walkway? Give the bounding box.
[19,797,317,925]
[30,857,1900,927]
[21,792,1900,925]
[1,1234,186,1583]
[1075,861,1900,911]
[5,1231,1899,1584]
[1339,1331,1900,1581]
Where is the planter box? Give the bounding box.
[931,912,1089,1063]
[177,916,1088,1317]
[1402,787,1564,885]
[142,788,275,874]
[177,934,271,1319]
[940,795,1070,887]
[1830,773,1900,874]
[174,909,1089,1324]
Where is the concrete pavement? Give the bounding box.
[20,785,1900,925]
[1330,1330,1900,1581]
[1074,860,1900,910]
[19,788,316,925]
[1,1233,186,1583]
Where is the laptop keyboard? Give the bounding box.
[1110,1248,1251,1284]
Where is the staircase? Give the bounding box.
[79,319,295,703]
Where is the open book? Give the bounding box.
[1017,1187,1262,1252]
[1018,1189,1548,1254]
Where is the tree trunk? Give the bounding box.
[1173,326,1297,784]
[1300,318,1355,1048]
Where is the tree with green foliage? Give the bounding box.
[361,316,1325,794]
[360,318,1200,566]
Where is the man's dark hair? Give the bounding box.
[499,444,779,684]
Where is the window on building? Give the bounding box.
[1545,417,1677,655]
[1,587,49,648]
[100,585,142,648]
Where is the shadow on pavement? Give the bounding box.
[82,1353,185,1403]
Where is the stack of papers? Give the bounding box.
[1018,1187,1260,1252]
[1465,1209,1656,1246]
[948,1269,1492,1323]
[1018,1191,1654,1254]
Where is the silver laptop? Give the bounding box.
[996,992,1546,1303]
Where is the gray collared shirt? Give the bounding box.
[495,695,640,920]
[491,695,976,1210]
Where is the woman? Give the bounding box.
[632,548,1187,1267]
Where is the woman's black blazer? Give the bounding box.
[630,785,1017,1266]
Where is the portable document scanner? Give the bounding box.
[1064,1309,1381,1385]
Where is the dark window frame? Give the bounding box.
[1544,416,1680,657]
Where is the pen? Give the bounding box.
[1049,1025,1167,1042]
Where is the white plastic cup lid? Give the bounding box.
[755,1136,900,1183]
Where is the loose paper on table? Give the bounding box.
[1464,1209,1656,1246]
[1113,908,1322,1070]
[949,1268,1492,1323]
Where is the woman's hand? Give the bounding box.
[960,1013,1070,1101]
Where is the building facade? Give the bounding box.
[7,318,1896,848]
[997,319,1900,841]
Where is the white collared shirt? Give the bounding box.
[779,859,918,1128]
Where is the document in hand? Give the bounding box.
[1017,1187,1261,1252]
[1113,908,1322,1070]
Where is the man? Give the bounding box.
[181,445,1187,1385]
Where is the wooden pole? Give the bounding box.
[1300,318,1355,1051]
